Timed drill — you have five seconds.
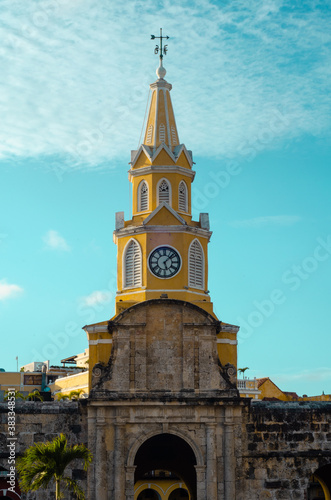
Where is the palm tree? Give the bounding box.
[27,389,44,401]
[17,433,92,499]
[69,389,84,400]
[238,367,249,379]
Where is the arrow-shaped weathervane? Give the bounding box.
[151,28,169,62]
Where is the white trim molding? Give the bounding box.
[217,338,238,345]
[128,165,196,181]
[83,325,109,334]
[89,339,113,346]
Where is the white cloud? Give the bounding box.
[0,279,23,300]
[229,215,302,228]
[80,290,113,307]
[0,1,330,171]
[271,367,331,385]
[42,230,70,251]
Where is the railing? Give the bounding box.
[237,378,259,390]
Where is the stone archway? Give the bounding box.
[133,433,197,499]
[308,464,331,500]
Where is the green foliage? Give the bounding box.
[68,390,84,400]
[238,367,249,379]
[4,390,25,401]
[4,389,44,402]
[27,390,44,401]
[17,433,92,500]
[56,393,69,401]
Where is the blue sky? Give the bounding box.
[1,0,330,396]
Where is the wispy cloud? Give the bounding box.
[0,1,330,170]
[229,215,302,228]
[0,279,23,300]
[272,367,331,385]
[80,290,113,307]
[42,230,70,251]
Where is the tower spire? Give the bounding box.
[151,28,169,79]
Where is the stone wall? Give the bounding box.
[238,401,331,500]
[0,399,331,499]
[0,401,88,499]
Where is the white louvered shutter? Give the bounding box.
[124,240,142,288]
[178,181,187,212]
[139,182,148,211]
[158,180,170,204]
[188,240,204,289]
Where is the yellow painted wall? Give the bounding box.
[258,379,288,401]
[135,478,190,500]
[131,172,193,217]
[115,230,211,314]
[49,371,88,397]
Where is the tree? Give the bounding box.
[17,433,92,499]
[238,367,249,379]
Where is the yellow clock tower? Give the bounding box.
[84,34,238,392]
[114,49,213,317]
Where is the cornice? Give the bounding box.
[113,224,212,241]
[128,165,196,181]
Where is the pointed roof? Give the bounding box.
[143,63,180,153]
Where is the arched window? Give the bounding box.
[123,239,142,288]
[138,181,149,212]
[158,179,171,205]
[188,239,204,289]
[178,181,188,212]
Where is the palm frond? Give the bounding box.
[63,476,86,500]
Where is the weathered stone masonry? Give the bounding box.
[0,401,88,500]
[1,400,331,498]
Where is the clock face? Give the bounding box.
[148,246,181,278]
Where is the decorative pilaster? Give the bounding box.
[206,423,218,499]
[114,423,126,499]
[224,407,236,500]
[125,465,137,500]
[95,409,107,500]
[195,465,207,500]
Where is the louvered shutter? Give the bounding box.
[124,240,142,288]
[188,240,204,288]
[158,180,170,204]
[178,181,187,212]
[139,182,148,211]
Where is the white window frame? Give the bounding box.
[188,238,205,290]
[123,238,142,289]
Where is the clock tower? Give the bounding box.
[114,49,213,317]
[84,35,239,391]
[84,34,241,500]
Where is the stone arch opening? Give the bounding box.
[134,433,197,499]
[308,464,331,499]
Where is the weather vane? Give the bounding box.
[151,28,169,61]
